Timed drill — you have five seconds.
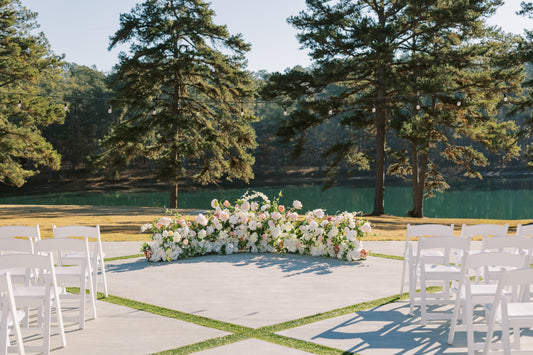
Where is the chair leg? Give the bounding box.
[400,258,407,296]
[420,274,427,325]
[409,265,416,316]
[100,259,108,298]
[464,300,475,355]
[448,296,462,344]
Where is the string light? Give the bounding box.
[152,108,157,115]
[328,107,333,115]
[504,93,508,102]
[108,105,112,114]
[372,106,376,113]
[456,100,461,107]
[416,103,421,110]
[63,103,68,111]
[241,108,244,116]
[17,100,21,109]
[283,108,288,116]
[196,110,200,116]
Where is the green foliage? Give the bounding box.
[263,0,525,217]
[0,0,64,187]
[93,0,257,206]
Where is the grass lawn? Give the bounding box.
[1,204,531,241]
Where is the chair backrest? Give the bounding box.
[417,235,470,265]
[482,235,533,257]
[406,224,454,240]
[464,251,529,285]
[0,225,40,240]
[495,267,533,304]
[516,224,533,237]
[0,253,57,288]
[0,238,34,255]
[0,272,25,355]
[35,238,91,268]
[461,223,509,238]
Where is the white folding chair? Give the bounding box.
[0,273,25,355]
[481,235,533,279]
[35,237,97,330]
[448,251,529,355]
[484,267,533,354]
[53,225,108,297]
[416,235,470,325]
[400,224,454,316]
[0,254,66,355]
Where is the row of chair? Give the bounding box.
[401,223,533,354]
[0,225,108,354]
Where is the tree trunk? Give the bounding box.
[373,67,386,215]
[410,142,428,218]
[169,181,178,209]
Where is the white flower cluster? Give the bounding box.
[142,193,372,262]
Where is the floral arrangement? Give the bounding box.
[141,191,372,262]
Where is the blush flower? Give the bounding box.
[293,200,302,209]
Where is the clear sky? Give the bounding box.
[21,0,531,74]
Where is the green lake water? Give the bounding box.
[1,176,532,219]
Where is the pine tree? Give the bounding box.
[96,0,257,208]
[0,0,64,187]
[263,0,516,216]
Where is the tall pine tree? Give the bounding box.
[264,0,516,216]
[0,0,64,187]
[96,0,257,208]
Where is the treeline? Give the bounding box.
[2,0,532,217]
[45,64,532,177]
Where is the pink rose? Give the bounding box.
[272,212,282,220]
[211,199,218,208]
[223,200,230,207]
[178,219,186,227]
[251,202,258,211]
[219,211,229,221]
[278,205,285,213]
[155,223,162,229]
[241,201,250,211]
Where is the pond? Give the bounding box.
[1,175,532,220]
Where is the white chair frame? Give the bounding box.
[448,251,529,355]
[0,254,66,355]
[400,224,454,316]
[416,235,470,325]
[484,267,533,354]
[53,225,108,297]
[461,223,509,238]
[0,272,25,355]
[35,237,97,330]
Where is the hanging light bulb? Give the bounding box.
[108,105,112,114]
[240,108,244,116]
[17,100,21,109]
[328,107,333,115]
[372,106,376,113]
[196,110,200,116]
[416,103,421,110]
[63,103,68,111]
[504,93,508,102]
[456,100,461,107]
[152,108,157,115]
[283,108,288,116]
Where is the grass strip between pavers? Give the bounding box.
[86,290,410,355]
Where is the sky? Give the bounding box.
[21,0,532,74]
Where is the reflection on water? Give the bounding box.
[0,177,532,219]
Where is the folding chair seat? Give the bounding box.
[484,267,533,354]
[448,251,529,355]
[400,224,454,316]
[0,273,25,355]
[0,254,66,355]
[35,237,97,330]
[416,235,470,325]
[53,225,108,297]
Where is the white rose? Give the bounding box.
[360,222,372,233]
[293,200,303,209]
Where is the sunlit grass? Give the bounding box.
[0,204,530,242]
